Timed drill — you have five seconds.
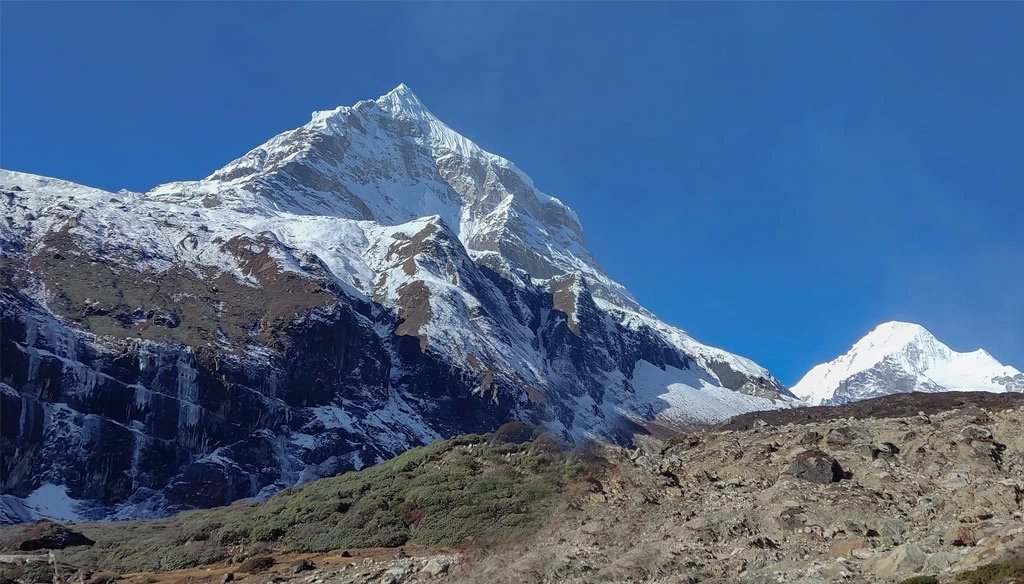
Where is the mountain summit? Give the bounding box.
[0,85,793,521]
[791,321,1024,406]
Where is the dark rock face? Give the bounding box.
[0,282,530,515]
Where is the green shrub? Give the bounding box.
[249,524,285,542]
[87,571,120,584]
[237,556,275,574]
[1,562,53,584]
[956,555,1024,583]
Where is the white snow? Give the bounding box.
[20,484,85,523]
[627,360,796,427]
[792,321,1023,405]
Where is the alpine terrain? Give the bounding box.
[0,84,794,523]
[791,321,1024,406]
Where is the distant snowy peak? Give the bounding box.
[791,321,1024,406]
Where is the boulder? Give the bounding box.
[873,543,928,579]
[10,521,95,551]
[825,426,868,448]
[960,426,993,442]
[421,558,448,576]
[785,450,845,484]
[797,430,822,445]
[380,567,408,584]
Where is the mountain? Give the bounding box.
[0,84,794,522]
[791,321,1024,406]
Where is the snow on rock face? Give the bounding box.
[0,84,793,522]
[791,321,1024,406]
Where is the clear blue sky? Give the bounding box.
[3,2,1022,385]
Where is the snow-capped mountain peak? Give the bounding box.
[0,85,795,522]
[377,82,430,116]
[792,321,1024,406]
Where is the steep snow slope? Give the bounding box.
[0,85,795,522]
[791,321,1024,406]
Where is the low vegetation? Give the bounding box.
[894,554,1024,584]
[0,562,53,584]
[1,429,601,576]
[955,554,1024,584]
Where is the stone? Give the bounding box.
[13,522,95,551]
[785,450,844,484]
[290,559,314,574]
[220,574,234,584]
[880,519,905,542]
[941,475,969,489]
[960,425,993,442]
[851,548,875,560]
[797,431,822,445]
[873,543,928,578]
[825,426,868,447]
[420,559,448,576]
[858,445,878,461]
[877,442,900,456]
[829,539,870,556]
[923,550,958,573]
[634,455,657,472]
[380,567,408,584]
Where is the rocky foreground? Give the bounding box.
[3,392,1024,584]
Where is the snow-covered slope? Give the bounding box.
[0,84,795,522]
[791,321,1024,406]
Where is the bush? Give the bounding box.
[956,555,1024,583]
[0,563,53,584]
[249,524,285,542]
[899,577,938,584]
[237,556,275,574]
[87,572,120,584]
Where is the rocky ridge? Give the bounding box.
[456,392,1024,583]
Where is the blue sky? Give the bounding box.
[3,2,1022,384]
